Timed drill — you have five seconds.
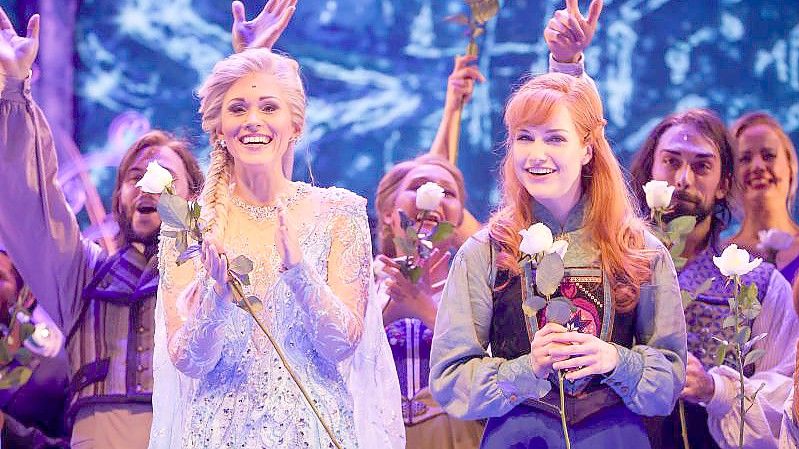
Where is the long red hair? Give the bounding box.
[488,73,652,312]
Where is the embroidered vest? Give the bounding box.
[678,248,774,375]
[490,256,635,425]
[65,245,157,420]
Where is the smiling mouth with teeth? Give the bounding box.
[527,167,556,176]
[240,135,274,145]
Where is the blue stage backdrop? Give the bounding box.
[49,1,799,221]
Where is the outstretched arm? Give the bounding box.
[0,8,102,329]
[428,55,485,160]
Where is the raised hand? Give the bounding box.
[548,329,619,381]
[544,0,603,63]
[444,54,486,112]
[0,7,39,79]
[276,199,302,270]
[232,0,297,53]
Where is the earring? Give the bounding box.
[217,139,227,150]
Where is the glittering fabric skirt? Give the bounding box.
[480,402,651,449]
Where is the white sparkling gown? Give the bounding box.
[147,182,404,449]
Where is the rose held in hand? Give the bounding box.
[415,182,446,211]
[136,161,174,194]
[713,244,763,277]
[643,180,675,210]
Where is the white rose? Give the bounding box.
[546,239,569,260]
[519,223,554,256]
[757,228,794,252]
[415,182,446,211]
[15,311,30,324]
[642,180,675,210]
[29,323,51,348]
[136,161,174,194]
[713,244,763,277]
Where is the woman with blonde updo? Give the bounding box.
[429,72,687,448]
[149,47,403,449]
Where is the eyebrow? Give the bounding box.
[408,176,456,189]
[227,96,279,103]
[660,149,716,159]
[517,128,569,134]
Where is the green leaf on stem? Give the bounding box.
[667,216,697,237]
[161,230,178,238]
[545,299,572,325]
[734,326,751,346]
[429,222,455,243]
[536,252,565,298]
[669,240,686,260]
[742,283,759,302]
[157,192,191,229]
[244,295,264,314]
[393,236,416,257]
[742,298,762,320]
[229,255,254,275]
[722,315,737,329]
[714,342,729,366]
[524,295,546,314]
[0,366,32,389]
[743,349,766,368]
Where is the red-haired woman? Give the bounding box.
[429,72,687,448]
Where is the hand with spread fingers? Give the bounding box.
[0,6,39,79]
[680,352,715,404]
[444,54,486,113]
[232,0,297,53]
[275,199,303,270]
[547,328,620,381]
[378,248,451,329]
[544,0,603,63]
